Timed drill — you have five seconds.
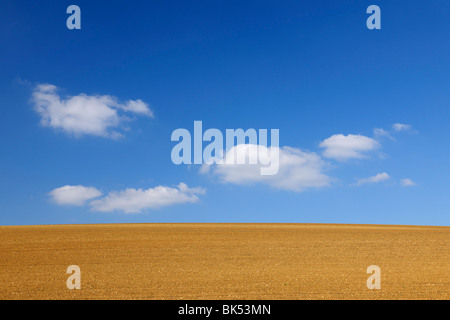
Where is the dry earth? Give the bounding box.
[0,223,448,299]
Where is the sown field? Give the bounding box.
[0,223,449,300]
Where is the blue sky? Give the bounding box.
[0,1,449,226]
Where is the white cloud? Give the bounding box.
[203,144,331,192]
[400,178,416,187]
[373,128,393,139]
[32,84,153,138]
[49,185,102,206]
[319,134,380,160]
[392,123,412,132]
[120,99,154,117]
[89,183,205,213]
[355,172,390,186]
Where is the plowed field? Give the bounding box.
[0,223,448,299]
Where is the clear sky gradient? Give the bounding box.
[0,1,449,225]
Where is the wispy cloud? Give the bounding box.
[392,123,412,132]
[50,183,205,213]
[400,178,416,187]
[49,185,102,206]
[373,128,393,140]
[32,84,153,138]
[355,172,390,186]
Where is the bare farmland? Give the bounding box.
[0,223,448,299]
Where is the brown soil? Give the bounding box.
[0,223,448,299]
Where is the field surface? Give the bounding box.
[0,223,449,299]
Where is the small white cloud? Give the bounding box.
[121,99,154,117]
[374,128,393,140]
[32,84,153,138]
[400,178,416,187]
[392,123,412,132]
[49,185,102,206]
[204,144,331,192]
[89,183,205,213]
[355,172,390,186]
[319,134,380,161]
